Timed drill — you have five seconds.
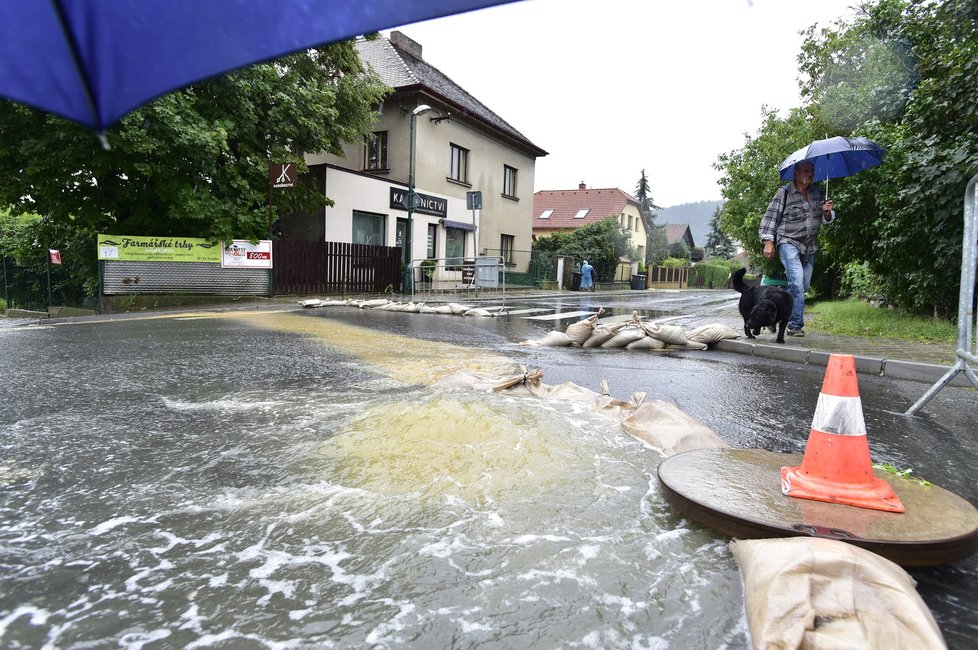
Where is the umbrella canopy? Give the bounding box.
[779,136,886,182]
[0,0,522,132]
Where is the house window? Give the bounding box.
[449,144,468,182]
[574,208,590,219]
[503,165,517,197]
[627,215,633,230]
[364,131,388,170]
[426,223,437,259]
[352,211,385,245]
[500,234,515,266]
[538,209,554,220]
[445,228,465,267]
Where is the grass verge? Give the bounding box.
[806,299,957,344]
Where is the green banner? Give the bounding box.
[97,234,222,263]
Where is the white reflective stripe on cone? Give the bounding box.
[810,393,866,437]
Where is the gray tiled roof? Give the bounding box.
[356,36,547,157]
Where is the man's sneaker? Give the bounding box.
[787,328,805,337]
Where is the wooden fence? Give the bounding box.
[273,240,401,295]
[648,266,689,288]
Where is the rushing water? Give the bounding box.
[1,311,747,648]
[1,305,976,648]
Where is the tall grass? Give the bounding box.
[807,299,957,344]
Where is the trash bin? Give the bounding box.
[760,275,789,287]
[571,272,582,291]
[630,274,647,290]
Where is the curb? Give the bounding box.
[713,340,971,387]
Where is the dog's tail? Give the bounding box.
[731,267,749,293]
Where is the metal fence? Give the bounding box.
[410,256,507,302]
[907,172,978,414]
[2,254,94,312]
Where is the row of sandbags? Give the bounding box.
[431,366,946,649]
[299,297,495,317]
[521,310,739,350]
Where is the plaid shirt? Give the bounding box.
[758,183,834,256]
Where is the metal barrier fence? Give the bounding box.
[410,256,507,304]
[906,173,978,414]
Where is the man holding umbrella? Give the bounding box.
[759,159,835,337]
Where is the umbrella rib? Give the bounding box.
[50,0,101,130]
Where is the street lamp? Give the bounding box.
[404,103,431,292]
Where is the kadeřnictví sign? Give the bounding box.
[97,235,222,262]
[389,187,447,218]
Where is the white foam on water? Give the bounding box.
[162,396,285,412]
[0,606,49,636]
[87,516,143,535]
[119,628,172,649]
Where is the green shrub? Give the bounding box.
[660,257,688,268]
[689,262,733,288]
[839,261,882,300]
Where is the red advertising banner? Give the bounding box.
[49,249,62,265]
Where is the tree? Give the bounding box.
[635,169,658,266]
[649,225,670,266]
[798,0,978,316]
[704,205,735,259]
[0,41,390,297]
[668,240,691,261]
[717,0,978,316]
[531,217,636,282]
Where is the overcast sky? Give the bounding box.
[396,0,858,207]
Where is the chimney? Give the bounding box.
[390,31,423,60]
[579,181,586,190]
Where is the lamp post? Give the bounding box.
[403,103,431,292]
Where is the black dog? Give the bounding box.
[731,267,794,344]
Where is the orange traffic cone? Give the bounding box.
[781,354,904,513]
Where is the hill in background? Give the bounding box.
[654,200,723,247]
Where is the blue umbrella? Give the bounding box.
[0,0,522,133]
[779,135,886,183]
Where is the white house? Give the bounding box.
[300,31,548,275]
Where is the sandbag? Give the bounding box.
[431,304,455,315]
[419,305,440,314]
[600,328,647,348]
[565,315,600,346]
[464,307,493,317]
[619,400,728,456]
[542,381,601,402]
[593,380,646,416]
[401,302,422,313]
[447,303,470,315]
[521,331,574,347]
[360,298,390,309]
[582,322,627,348]
[641,322,688,346]
[686,323,739,345]
[299,299,323,308]
[731,537,946,650]
[626,336,666,350]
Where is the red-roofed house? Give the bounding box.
[663,223,695,251]
[532,183,647,262]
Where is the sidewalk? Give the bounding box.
[701,306,968,387]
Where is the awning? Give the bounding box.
[441,219,476,232]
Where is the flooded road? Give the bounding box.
[1,303,976,648]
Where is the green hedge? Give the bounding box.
[688,262,736,289]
